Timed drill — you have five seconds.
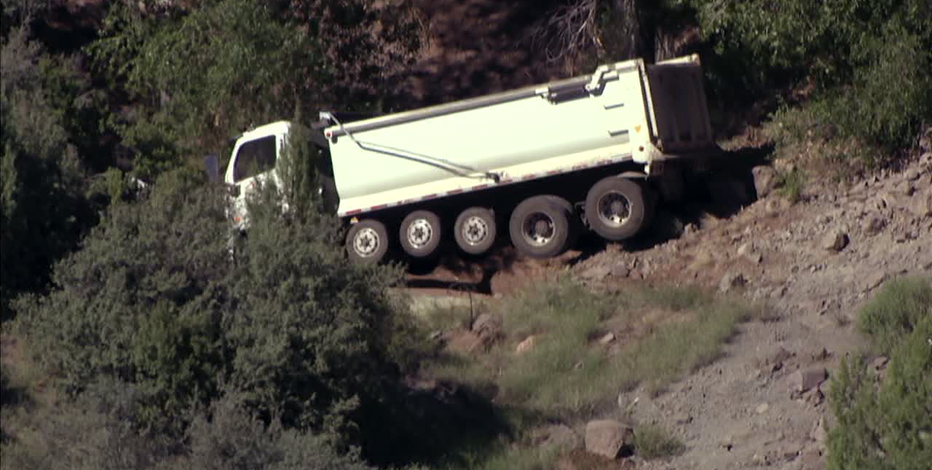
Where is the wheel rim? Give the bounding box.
[462,216,489,246]
[522,212,555,247]
[353,227,381,257]
[406,219,434,249]
[597,191,631,228]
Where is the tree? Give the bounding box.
[91,0,324,179]
[1,27,95,320]
[15,162,421,449]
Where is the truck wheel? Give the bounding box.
[585,177,647,241]
[509,195,573,259]
[347,219,389,264]
[400,210,442,258]
[454,207,496,255]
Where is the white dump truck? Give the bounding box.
[219,54,717,263]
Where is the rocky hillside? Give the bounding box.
[408,139,932,469]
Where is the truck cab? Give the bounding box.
[223,120,338,228]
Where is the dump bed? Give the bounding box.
[323,55,714,217]
[644,56,714,153]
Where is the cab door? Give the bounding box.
[226,134,278,226]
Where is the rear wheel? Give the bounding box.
[454,207,497,255]
[509,195,574,259]
[585,177,647,241]
[400,210,442,258]
[347,219,389,264]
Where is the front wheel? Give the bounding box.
[585,177,647,241]
[346,219,389,264]
[509,195,574,259]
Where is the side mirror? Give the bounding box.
[204,154,220,184]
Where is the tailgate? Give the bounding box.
[644,55,714,153]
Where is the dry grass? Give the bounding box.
[420,277,758,469]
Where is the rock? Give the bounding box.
[794,368,827,393]
[905,168,920,181]
[581,265,611,281]
[871,355,889,371]
[752,166,778,198]
[719,272,748,293]
[821,230,849,252]
[611,263,630,278]
[584,420,633,459]
[755,403,770,414]
[863,214,885,235]
[598,332,616,345]
[516,335,536,354]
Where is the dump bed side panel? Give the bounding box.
[327,61,654,217]
[645,56,714,152]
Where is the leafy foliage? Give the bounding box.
[91,0,323,178]
[1,28,96,320]
[14,165,420,450]
[686,0,932,153]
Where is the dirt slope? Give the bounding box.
[407,150,932,469]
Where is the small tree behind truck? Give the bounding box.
[215,54,717,263]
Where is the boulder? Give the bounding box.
[584,420,634,459]
[794,368,827,393]
[752,165,778,198]
[821,230,849,252]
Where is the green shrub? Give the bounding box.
[633,424,686,460]
[827,277,932,470]
[14,165,420,451]
[828,315,932,470]
[859,277,932,355]
[688,0,932,153]
[181,393,373,470]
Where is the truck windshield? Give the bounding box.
[233,136,276,182]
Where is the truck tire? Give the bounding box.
[585,177,647,241]
[454,207,497,255]
[400,210,442,258]
[509,195,573,259]
[347,219,389,264]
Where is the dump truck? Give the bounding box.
[217,54,717,263]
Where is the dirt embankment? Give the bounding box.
[406,147,932,469]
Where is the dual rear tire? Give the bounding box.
[508,195,579,259]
